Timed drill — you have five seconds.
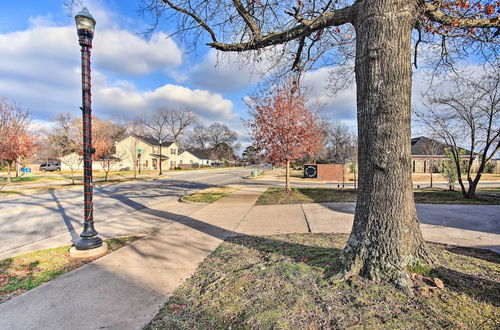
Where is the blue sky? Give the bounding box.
[0,0,361,144]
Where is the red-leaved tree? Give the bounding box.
[93,123,117,182]
[248,80,324,191]
[0,97,36,184]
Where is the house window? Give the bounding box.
[423,161,427,173]
[190,160,193,164]
[170,148,177,155]
[179,160,183,165]
[412,160,415,173]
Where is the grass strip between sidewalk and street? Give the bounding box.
[183,186,238,203]
[256,188,500,205]
[0,236,143,304]
[146,233,500,329]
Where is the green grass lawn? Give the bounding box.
[0,170,160,185]
[477,187,500,194]
[256,188,357,205]
[0,236,142,303]
[183,186,238,203]
[257,188,500,205]
[414,188,500,204]
[146,233,500,329]
[0,176,64,184]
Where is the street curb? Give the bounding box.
[178,196,198,204]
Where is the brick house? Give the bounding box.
[410,136,479,173]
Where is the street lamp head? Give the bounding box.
[75,7,95,31]
[75,7,96,47]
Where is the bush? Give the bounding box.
[484,161,496,174]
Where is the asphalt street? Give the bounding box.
[1,167,498,256]
[0,168,256,255]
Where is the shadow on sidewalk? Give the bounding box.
[311,202,500,236]
[49,190,80,243]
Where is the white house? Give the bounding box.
[114,135,182,170]
[178,150,214,167]
[59,152,84,171]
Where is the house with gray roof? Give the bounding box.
[178,150,214,167]
[410,136,479,173]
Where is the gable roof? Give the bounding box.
[411,137,447,155]
[134,135,174,148]
[185,150,211,160]
[411,136,471,156]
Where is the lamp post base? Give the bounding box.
[74,235,103,250]
[70,242,108,258]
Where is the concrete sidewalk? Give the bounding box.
[234,202,500,253]
[1,187,499,330]
[0,196,204,260]
[0,185,267,330]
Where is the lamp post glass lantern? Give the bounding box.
[74,7,102,250]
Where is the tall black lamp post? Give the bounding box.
[74,7,103,251]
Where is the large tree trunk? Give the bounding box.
[467,173,481,198]
[343,0,429,289]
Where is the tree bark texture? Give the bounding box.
[344,0,429,288]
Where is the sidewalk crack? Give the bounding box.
[300,203,312,233]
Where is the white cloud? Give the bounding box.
[188,49,283,93]
[302,67,357,122]
[0,25,182,79]
[95,82,236,121]
[188,50,259,92]
[0,6,202,122]
[94,31,182,75]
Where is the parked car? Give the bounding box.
[40,162,61,172]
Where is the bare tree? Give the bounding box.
[206,122,239,160]
[325,121,356,188]
[46,113,81,157]
[417,70,500,198]
[186,124,209,151]
[163,107,198,142]
[60,153,82,185]
[185,122,240,160]
[47,113,125,183]
[420,138,441,188]
[46,113,82,184]
[139,110,171,175]
[123,120,145,179]
[93,128,115,183]
[144,0,499,288]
